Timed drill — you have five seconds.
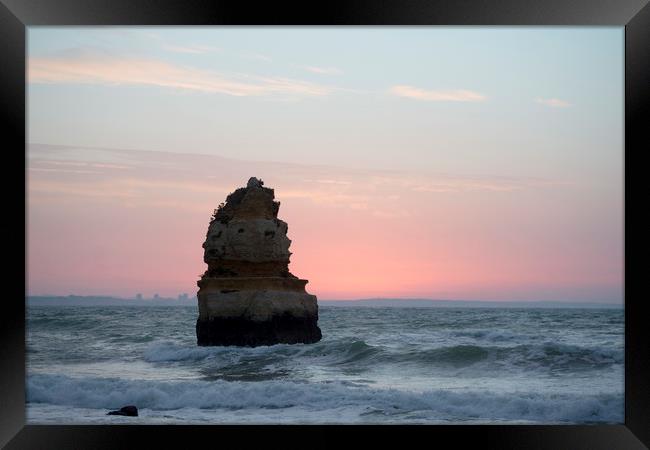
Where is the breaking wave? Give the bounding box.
[26,373,622,423]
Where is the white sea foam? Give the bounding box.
[26,373,623,424]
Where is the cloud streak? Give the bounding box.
[162,44,221,54]
[535,98,572,108]
[241,52,273,62]
[28,144,617,302]
[29,50,335,98]
[390,85,486,102]
[298,65,343,75]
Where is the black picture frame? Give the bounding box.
[2,0,648,448]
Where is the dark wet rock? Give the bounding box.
[107,405,138,417]
[197,314,322,347]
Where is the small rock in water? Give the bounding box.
[107,405,138,417]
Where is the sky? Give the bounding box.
[27,27,624,303]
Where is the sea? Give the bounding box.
[26,305,624,424]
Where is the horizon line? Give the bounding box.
[26,294,623,306]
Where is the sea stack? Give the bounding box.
[196,177,322,346]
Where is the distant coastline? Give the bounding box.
[320,299,623,309]
[27,295,622,309]
[27,295,195,307]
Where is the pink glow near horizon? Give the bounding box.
[27,145,623,303]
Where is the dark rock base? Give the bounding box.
[196,315,322,346]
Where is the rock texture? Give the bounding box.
[196,177,321,346]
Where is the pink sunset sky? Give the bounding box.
[27,143,622,303]
[27,28,623,303]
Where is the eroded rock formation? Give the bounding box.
[196,177,322,346]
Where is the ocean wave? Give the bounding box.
[26,373,623,423]
[144,342,220,362]
[297,340,382,365]
[507,342,624,369]
[415,345,490,364]
[450,329,525,342]
[407,342,623,371]
[141,339,623,373]
[143,341,305,363]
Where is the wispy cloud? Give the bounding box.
[535,98,572,108]
[37,160,133,170]
[390,85,486,102]
[367,173,573,194]
[28,143,573,221]
[241,52,273,62]
[162,44,221,54]
[29,49,335,98]
[133,30,163,41]
[29,167,103,175]
[302,179,352,185]
[297,65,343,75]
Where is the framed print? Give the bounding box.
[1,0,648,448]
